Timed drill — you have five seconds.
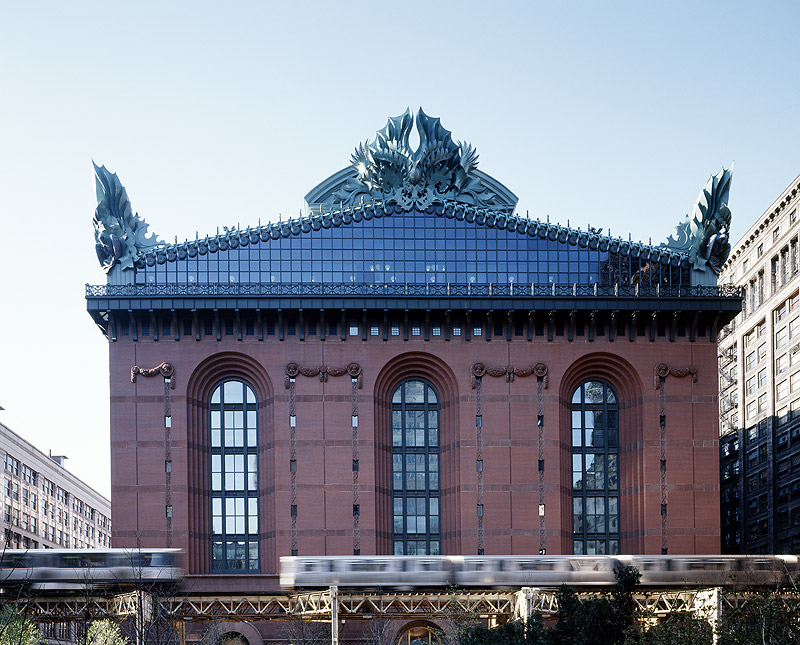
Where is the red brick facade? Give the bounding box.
[110,326,721,592]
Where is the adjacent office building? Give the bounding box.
[718,173,800,554]
[0,419,111,551]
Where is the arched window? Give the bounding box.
[391,380,440,555]
[571,380,619,555]
[396,626,437,644]
[210,380,259,571]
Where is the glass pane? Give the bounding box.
[245,385,256,404]
[571,387,582,405]
[211,411,221,429]
[247,410,256,429]
[392,388,402,404]
[585,381,604,404]
[425,384,438,404]
[405,381,425,403]
[211,429,221,448]
[224,381,243,403]
[607,387,617,404]
[211,387,221,405]
[573,455,583,489]
[608,455,618,490]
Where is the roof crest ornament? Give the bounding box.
[662,165,733,275]
[92,162,162,272]
[327,108,515,212]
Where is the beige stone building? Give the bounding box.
[0,419,110,550]
[718,172,800,554]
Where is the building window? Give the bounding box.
[210,380,259,572]
[571,381,620,555]
[391,380,440,556]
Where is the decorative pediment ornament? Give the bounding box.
[309,108,517,213]
[471,362,548,388]
[663,166,733,275]
[653,363,697,389]
[131,362,175,388]
[93,162,162,272]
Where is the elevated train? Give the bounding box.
[0,548,182,588]
[280,555,800,589]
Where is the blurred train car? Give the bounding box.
[281,555,800,589]
[0,548,183,588]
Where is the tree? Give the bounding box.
[280,616,330,645]
[0,606,40,645]
[628,613,712,645]
[716,589,800,645]
[544,566,642,645]
[461,615,546,645]
[83,620,129,645]
[362,614,397,645]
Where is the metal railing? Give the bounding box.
[86,282,744,299]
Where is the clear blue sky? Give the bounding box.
[1,1,798,497]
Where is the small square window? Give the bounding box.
[166,505,173,518]
[165,416,172,428]
[165,461,172,473]
[432,324,441,336]
[473,325,482,337]
[352,460,359,472]
[411,324,421,336]
[391,323,400,336]
[352,415,358,427]
[477,504,483,517]
[349,322,359,336]
[291,505,297,517]
[453,325,462,336]
[476,460,483,472]
[290,460,297,473]
[370,324,380,336]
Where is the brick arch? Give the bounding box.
[206,621,263,645]
[185,352,275,575]
[373,352,461,555]
[558,353,646,554]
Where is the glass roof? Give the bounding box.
[135,208,688,288]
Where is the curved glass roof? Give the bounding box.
[135,205,689,288]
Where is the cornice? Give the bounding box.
[722,176,800,273]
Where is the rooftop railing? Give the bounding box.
[86,282,744,299]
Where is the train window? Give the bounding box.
[210,380,259,572]
[571,381,620,556]
[392,380,441,556]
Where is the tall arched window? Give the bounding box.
[391,380,440,555]
[571,380,619,555]
[210,380,259,571]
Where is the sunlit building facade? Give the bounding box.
[718,173,800,554]
[0,420,111,551]
[87,109,738,641]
